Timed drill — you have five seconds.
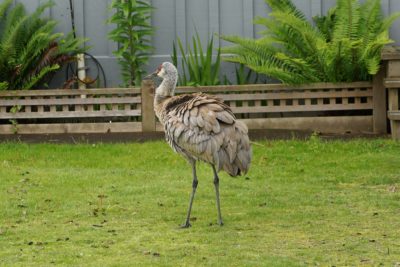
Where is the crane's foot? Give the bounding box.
[180,221,192,228]
[218,220,224,226]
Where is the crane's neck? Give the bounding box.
[154,75,177,123]
[154,75,177,105]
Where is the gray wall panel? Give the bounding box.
[185,0,210,47]
[253,0,270,38]
[389,0,400,44]
[83,0,111,55]
[152,0,176,55]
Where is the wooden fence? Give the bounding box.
[143,80,377,134]
[0,80,383,135]
[0,88,142,134]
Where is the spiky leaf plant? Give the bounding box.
[171,31,222,86]
[222,0,400,84]
[107,0,154,87]
[0,0,86,90]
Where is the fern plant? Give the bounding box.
[222,0,400,84]
[0,0,86,90]
[107,0,154,87]
[171,32,222,86]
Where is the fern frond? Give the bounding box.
[333,0,361,41]
[0,0,12,18]
[22,64,59,90]
[264,0,306,20]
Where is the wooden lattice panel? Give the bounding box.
[172,82,374,133]
[0,88,142,134]
[0,88,141,119]
[176,82,373,116]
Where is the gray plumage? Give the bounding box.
[147,62,252,227]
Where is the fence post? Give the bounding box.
[386,60,400,139]
[372,62,387,133]
[141,79,156,132]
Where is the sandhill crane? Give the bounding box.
[145,62,252,228]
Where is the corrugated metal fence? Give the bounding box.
[14,0,400,87]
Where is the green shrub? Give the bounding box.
[171,32,222,86]
[107,0,154,87]
[0,0,86,90]
[221,0,400,84]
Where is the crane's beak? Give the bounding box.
[143,71,158,80]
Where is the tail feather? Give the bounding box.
[218,120,252,177]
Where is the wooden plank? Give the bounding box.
[0,122,142,134]
[0,110,141,119]
[174,82,373,94]
[387,60,400,139]
[387,61,400,78]
[50,97,56,112]
[141,79,156,132]
[25,97,31,112]
[373,64,388,133]
[0,83,371,97]
[388,88,399,139]
[388,112,400,139]
[392,122,400,139]
[388,111,400,120]
[0,96,141,106]
[230,103,373,114]
[240,116,373,133]
[0,88,140,97]
[62,96,69,112]
[384,77,400,88]
[213,89,372,101]
[388,89,399,111]
[156,122,164,132]
[381,46,400,61]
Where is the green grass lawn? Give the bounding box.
[0,138,399,266]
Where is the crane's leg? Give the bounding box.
[212,165,224,226]
[181,160,198,228]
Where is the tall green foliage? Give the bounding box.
[171,32,222,86]
[222,0,400,84]
[0,0,86,90]
[107,0,154,87]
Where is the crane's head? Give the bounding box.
[155,62,178,80]
[149,62,178,97]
